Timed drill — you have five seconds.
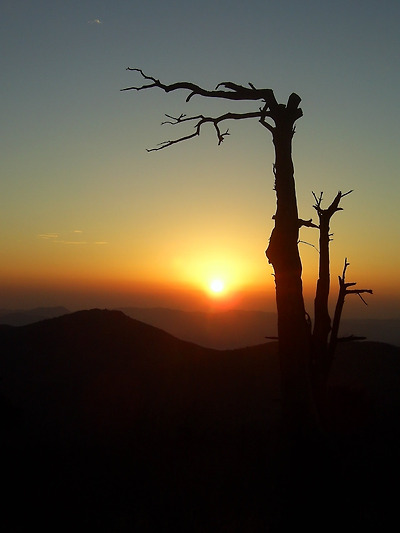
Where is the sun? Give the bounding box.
[210,279,225,293]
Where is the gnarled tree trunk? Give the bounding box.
[265,106,318,436]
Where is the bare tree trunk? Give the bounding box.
[313,213,331,354]
[265,115,325,529]
[266,114,318,435]
[311,211,332,410]
[311,191,350,405]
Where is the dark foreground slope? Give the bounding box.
[1,309,399,531]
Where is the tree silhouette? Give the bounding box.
[122,69,371,435]
[310,193,372,407]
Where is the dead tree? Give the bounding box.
[122,69,370,433]
[312,191,352,351]
[310,191,351,402]
[329,258,373,362]
[306,192,373,405]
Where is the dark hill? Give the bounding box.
[1,309,399,531]
[0,309,280,441]
[0,310,281,531]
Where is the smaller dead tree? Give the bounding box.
[305,191,373,406]
[310,191,346,402]
[329,258,373,364]
[312,190,353,355]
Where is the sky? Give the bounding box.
[1,0,399,318]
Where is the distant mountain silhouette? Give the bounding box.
[0,305,70,326]
[118,306,277,349]
[339,317,400,347]
[118,306,400,348]
[1,305,398,347]
[1,309,399,530]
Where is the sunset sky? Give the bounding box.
[1,0,399,317]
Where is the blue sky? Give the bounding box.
[1,0,399,316]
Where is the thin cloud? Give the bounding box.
[38,233,59,239]
[59,241,88,245]
[38,231,106,245]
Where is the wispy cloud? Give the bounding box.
[37,230,107,246]
[59,241,88,245]
[88,18,102,24]
[38,233,59,239]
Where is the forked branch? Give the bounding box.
[147,110,265,152]
[339,258,373,300]
[312,190,353,221]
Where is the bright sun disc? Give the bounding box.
[210,279,224,293]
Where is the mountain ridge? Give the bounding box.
[2,305,398,347]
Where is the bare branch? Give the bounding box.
[146,110,265,151]
[342,281,357,289]
[338,259,373,301]
[299,240,319,253]
[122,69,303,149]
[342,257,350,280]
[123,68,279,105]
[259,103,275,133]
[147,132,201,152]
[312,191,323,209]
[338,335,367,342]
[341,190,353,198]
[312,190,353,218]
[259,116,275,133]
[328,258,372,367]
[357,293,371,306]
[298,218,319,229]
[161,113,187,125]
[346,289,373,306]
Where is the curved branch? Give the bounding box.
[122,68,279,105]
[147,110,266,151]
